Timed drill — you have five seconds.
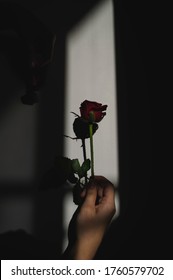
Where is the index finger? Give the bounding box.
[82,182,97,207]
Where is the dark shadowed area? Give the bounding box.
[0,0,170,260]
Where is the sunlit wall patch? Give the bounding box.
[64,0,118,185]
[62,0,119,250]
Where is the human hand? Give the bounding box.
[64,176,116,259]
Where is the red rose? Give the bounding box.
[80,100,107,123]
[73,117,98,139]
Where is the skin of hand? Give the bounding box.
[64,176,116,259]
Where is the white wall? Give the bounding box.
[64,0,118,184]
[63,0,119,249]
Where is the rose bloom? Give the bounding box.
[73,117,98,139]
[80,100,107,123]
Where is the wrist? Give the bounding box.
[62,239,99,260]
[72,240,97,260]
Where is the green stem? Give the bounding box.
[89,123,94,177]
[82,138,87,185]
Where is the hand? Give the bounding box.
[64,176,116,259]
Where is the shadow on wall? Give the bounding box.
[0,1,63,259]
[0,1,56,108]
[0,0,108,259]
[0,0,155,260]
